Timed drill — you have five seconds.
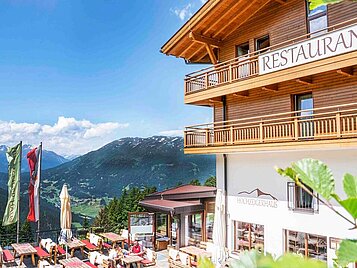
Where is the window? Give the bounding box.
[294,93,314,138]
[156,213,167,237]
[287,182,319,212]
[307,1,328,36]
[255,35,270,53]
[185,213,202,246]
[205,201,215,242]
[286,230,327,261]
[233,221,264,253]
[236,42,250,57]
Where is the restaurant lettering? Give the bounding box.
[237,197,278,208]
[259,25,357,74]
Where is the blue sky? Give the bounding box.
[0,0,211,155]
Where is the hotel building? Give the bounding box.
[161,0,357,266]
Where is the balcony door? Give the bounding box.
[236,42,250,79]
[295,93,314,138]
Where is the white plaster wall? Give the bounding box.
[216,148,357,267]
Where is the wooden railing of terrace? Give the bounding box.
[184,103,357,148]
[184,18,357,95]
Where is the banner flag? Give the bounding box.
[27,144,42,222]
[3,143,21,226]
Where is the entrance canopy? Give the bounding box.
[139,199,203,215]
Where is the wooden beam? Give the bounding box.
[336,67,354,77]
[273,0,287,4]
[209,98,222,103]
[202,0,248,35]
[296,76,313,85]
[217,0,272,40]
[185,44,206,61]
[233,91,249,98]
[262,84,278,92]
[189,32,221,48]
[205,44,218,64]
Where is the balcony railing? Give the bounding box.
[184,103,357,149]
[184,18,357,95]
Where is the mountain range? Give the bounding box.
[0,136,216,221]
[0,144,69,173]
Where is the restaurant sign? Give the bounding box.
[259,24,357,74]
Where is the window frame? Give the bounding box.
[255,35,270,53]
[235,41,250,58]
[287,182,319,213]
[305,1,328,34]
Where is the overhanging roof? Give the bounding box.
[139,199,204,215]
[161,0,279,63]
[145,185,216,201]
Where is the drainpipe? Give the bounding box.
[222,96,228,248]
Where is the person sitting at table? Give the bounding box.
[109,245,124,267]
[130,240,143,257]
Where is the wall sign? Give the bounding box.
[259,25,357,74]
[237,188,278,208]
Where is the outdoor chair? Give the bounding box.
[88,251,109,267]
[82,233,103,252]
[54,244,69,263]
[1,247,15,265]
[35,246,51,264]
[140,248,156,267]
[39,238,57,262]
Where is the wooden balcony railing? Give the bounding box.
[184,18,357,95]
[184,103,357,148]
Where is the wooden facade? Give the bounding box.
[162,0,357,153]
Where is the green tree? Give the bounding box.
[19,220,33,243]
[82,216,90,230]
[204,176,216,187]
[189,179,201,186]
[93,186,156,232]
[308,0,356,10]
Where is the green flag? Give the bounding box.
[3,142,21,226]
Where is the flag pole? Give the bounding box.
[37,142,42,242]
[17,141,22,244]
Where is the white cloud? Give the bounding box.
[159,129,183,137]
[170,0,207,21]
[170,3,193,21]
[0,116,129,155]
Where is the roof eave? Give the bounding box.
[160,0,221,56]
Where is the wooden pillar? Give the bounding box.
[168,214,172,245]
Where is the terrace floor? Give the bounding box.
[1,249,170,268]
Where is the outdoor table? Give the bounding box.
[59,257,92,268]
[65,239,86,257]
[179,246,212,260]
[99,232,125,248]
[11,243,37,266]
[121,255,143,268]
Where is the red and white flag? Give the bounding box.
[27,144,42,222]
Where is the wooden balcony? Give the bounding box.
[184,103,357,154]
[184,18,357,103]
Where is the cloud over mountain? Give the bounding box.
[0,116,128,155]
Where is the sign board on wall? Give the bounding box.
[258,25,357,74]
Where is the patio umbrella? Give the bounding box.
[59,184,72,258]
[212,189,226,267]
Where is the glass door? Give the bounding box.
[236,42,250,78]
[295,93,314,138]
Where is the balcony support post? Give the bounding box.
[336,112,341,138]
[229,65,232,82]
[259,122,264,143]
[205,73,209,89]
[184,131,187,147]
[294,118,299,140]
[205,129,210,146]
[230,126,234,144]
